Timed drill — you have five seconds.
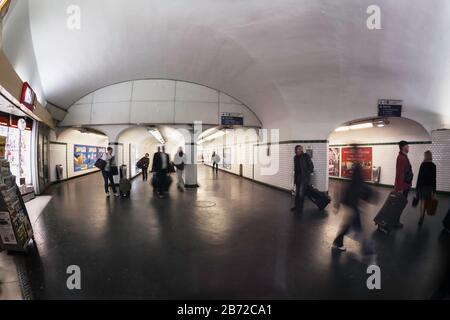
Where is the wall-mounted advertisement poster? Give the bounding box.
[341,147,373,181]
[328,147,340,177]
[74,145,106,172]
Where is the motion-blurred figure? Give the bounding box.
[152,146,170,198]
[173,147,186,192]
[332,153,374,254]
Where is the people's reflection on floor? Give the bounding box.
[431,230,450,299]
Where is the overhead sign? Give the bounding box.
[221,112,243,126]
[0,0,10,21]
[378,99,402,117]
[20,82,36,111]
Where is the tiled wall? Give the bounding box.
[253,142,328,192]
[431,129,450,192]
[330,143,431,187]
[202,128,450,194]
[202,133,329,192]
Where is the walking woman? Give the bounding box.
[173,147,186,192]
[101,147,119,197]
[416,150,437,226]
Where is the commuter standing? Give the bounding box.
[332,160,374,254]
[393,140,413,228]
[173,147,186,192]
[152,146,170,198]
[415,150,437,226]
[101,147,119,197]
[137,153,150,181]
[211,151,220,173]
[291,145,314,213]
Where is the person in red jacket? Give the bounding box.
[393,140,413,228]
[394,141,413,196]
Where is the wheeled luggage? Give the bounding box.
[374,192,408,233]
[443,207,450,232]
[119,178,131,198]
[306,185,330,210]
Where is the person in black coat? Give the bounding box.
[416,150,437,226]
[291,145,314,213]
[151,146,170,197]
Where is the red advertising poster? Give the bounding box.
[341,147,373,181]
[328,147,340,177]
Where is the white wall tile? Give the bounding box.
[91,102,130,124]
[130,101,175,123]
[176,81,218,102]
[60,103,91,126]
[132,79,175,101]
[175,101,219,124]
[93,82,133,103]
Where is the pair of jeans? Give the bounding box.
[294,182,306,212]
[212,162,218,172]
[102,170,116,194]
[142,169,148,181]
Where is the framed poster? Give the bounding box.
[341,147,373,181]
[74,145,106,172]
[328,147,340,177]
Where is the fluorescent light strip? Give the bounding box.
[148,128,165,144]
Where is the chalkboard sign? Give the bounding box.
[221,112,244,126]
[378,99,402,117]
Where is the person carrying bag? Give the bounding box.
[100,147,119,197]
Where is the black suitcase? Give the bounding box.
[119,178,131,198]
[306,185,331,210]
[443,208,450,232]
[374,192,408,233]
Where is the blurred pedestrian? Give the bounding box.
[173,147,186,192]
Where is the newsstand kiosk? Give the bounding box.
[0,159,34,253]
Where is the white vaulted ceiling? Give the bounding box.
[2,0,450,139]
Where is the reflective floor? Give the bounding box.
[17,166,450,299]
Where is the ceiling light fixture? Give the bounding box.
[148,127,165,144]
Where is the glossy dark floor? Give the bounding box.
[20,166,450,299]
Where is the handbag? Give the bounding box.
[110,166,119,176]
[425,196,438,216]
[95,158,106,171]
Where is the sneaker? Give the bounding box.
[114,193,120,197]
[106,192,110,198]
[332,244,346,252]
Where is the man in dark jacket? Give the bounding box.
[151,146,170,197]
[291,145,314,213]
[137,153,150,181]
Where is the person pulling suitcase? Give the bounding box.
[291,145,314,213]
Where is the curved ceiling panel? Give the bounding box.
[8,0,450,139]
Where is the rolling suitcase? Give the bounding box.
[443,208,450,232]
[374,192,408,233]
[306,185,331,210]
[119,178,131,198]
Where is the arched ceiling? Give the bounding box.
[3,0,450,139]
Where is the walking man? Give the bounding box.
[393,140,413,228]
[291,145,314,213]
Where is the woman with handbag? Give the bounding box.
[415,150,437,226]
[101,147,119,197]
